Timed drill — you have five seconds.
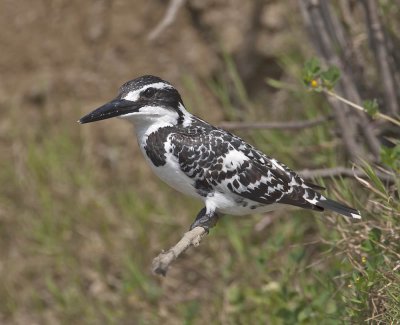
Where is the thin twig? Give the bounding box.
[325,89,400,127]
[147,0,186,41]
[299,167,395,182]
[218,116,332,131]
[152,226,207,276]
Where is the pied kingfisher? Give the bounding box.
[79,75,361,230]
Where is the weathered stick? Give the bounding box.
[152,226,207,276]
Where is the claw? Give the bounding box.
[189,207,219,232]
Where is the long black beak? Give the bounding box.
[78,99,140,124]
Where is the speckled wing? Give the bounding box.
[170,128,323,211]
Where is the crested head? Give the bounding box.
[79,75,189,125]
[119,75,171,96]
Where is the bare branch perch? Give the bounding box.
[324,89,400,127]
[148,0,186,41]
[300,167,395,182]
[152,226,207,276]
[218,116,332,131]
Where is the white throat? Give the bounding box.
[120,103,193,145]
[123,112,176,147]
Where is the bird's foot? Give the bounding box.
[190,207,219,233]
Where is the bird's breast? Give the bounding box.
[136,127,202,199]
[144,149,202,199]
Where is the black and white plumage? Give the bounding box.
[79,75,361,230]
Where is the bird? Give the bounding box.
[79,75,361,231]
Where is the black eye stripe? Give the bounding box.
[142,87,156,98]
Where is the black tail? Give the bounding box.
[317,198,361,219]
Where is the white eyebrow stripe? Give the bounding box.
[122,82,173,101]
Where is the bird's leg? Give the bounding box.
[190,207,219,232]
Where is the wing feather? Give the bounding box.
[171,127,322,210]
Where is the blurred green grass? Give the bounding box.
[0,58,398,325]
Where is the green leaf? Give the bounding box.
[363,99,379,117]
[369,228,381,242]
[320,66,341,89]
[302,58,321,86]
[305,57,321,75]
[380,144,400,169]
[361,239,374,252]
[302,59,342,92]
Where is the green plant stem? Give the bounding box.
[324,90,400,127]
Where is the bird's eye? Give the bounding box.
[142,88,156,98]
